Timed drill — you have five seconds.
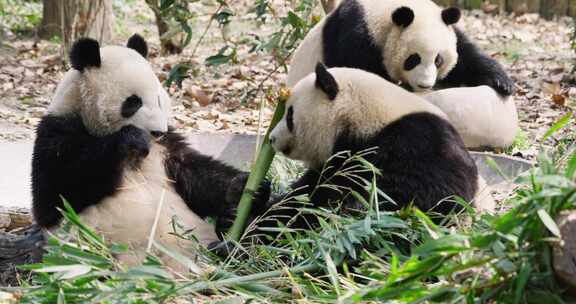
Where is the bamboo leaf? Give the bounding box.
[542,112,573,142]
[34,265,93,280]
[567,150,576,179]
[537,209,561,237]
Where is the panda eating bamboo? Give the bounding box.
[251,63,494,240]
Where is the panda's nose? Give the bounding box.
[151,131,166,138]
[269,136,276,145]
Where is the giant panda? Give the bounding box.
[286,0,514,97]
[255,64,494,239]
[30,35,269,270]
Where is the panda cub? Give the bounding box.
[287,0,514,96]
[32,35,269,269]
[260,64,493,235]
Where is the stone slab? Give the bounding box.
[0,134,532,209]
[0,141,33,208]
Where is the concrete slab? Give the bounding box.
[0,141,33,208]
[0,134,532,209]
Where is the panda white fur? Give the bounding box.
[257,64,494,236]
[418,86,519,149]
[286,0,515,97]
[31,35,269,270]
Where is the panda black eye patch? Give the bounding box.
[404,54,421,71]
[121,95,143,118]
[435,54,444,67]
[286,106,294,132]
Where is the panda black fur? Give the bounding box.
[259,64,493,236]
[31,35,269,269]
[286,0,514,97]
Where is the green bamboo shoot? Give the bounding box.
[228,90,289,241]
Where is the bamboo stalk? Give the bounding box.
[228,90,289,241]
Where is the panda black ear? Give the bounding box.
[70,38,101,72]
[442,7,461,25]
[127,34,148,58]
[392,6,414,28]
[315,63,339,100]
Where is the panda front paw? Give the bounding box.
[216,174,271,237]
[225,174,271,215]
[226,173,270,214]
[253,180,272,214]
[485,74,515,97]
[118,125,150,159]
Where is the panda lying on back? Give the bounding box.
[287,0,514,96]
[31,35,269,269]
[256,64,493,238]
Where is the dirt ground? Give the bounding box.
[0,2,574,160]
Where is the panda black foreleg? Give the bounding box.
[439,28,515,97]
[213,173,271,236]
[161,131,270,238]
[32,116,150,228]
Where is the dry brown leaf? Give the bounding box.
[185,85,212,106]
[551,94,566,107]
[542,81,561,95]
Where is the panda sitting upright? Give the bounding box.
[31,35,269,269]
[256,64,494,238]
[286,0,514,97]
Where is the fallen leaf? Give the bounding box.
[551,94,566,107]
[542,81,561,95]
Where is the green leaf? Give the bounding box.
[34,265,93,280]
[123,265,173,280]
[286,11,303,28]
[537,209,561,237]
[566,150,576,179]
[151,240,202,274]
[533,175,575,188]
[414,234,469,255]
[57,288,66,304]
[205,54,233,66]
[164,63,191,88]
[413,209,440,239]
[513,263,532,304]
[215,7,234,25]
[160,0,175,11]
[180,21,193,47]
[320,245,341,296]
[542,112,573,142]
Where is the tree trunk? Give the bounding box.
[39,0,60,38]
[63,0,114,60]
[498,0,506,15]
[144,0,182,54]
[39,0,114,62]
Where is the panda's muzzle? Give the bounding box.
[269,135,292,156]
